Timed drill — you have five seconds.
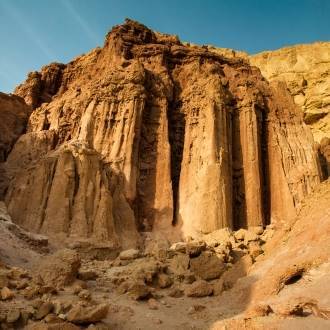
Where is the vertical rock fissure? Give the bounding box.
[232,108,247,230]
[135,80,161,231]
[259,105,271,226]
[168,96,185,225]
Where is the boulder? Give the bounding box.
[35,302,54,320]
[78,270,98,281]
[6,309,20,323]
[157,273,173,288]
[119,249,140,260]
[190,251,226,280]
[185,280,213,297]
[1,286,14,300]
[128,281,152,300]
[66,303,109,324]
[186,241,206,257]
[34,249,81,288]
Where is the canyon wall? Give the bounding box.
[250,42,330,143]
[2,20,321,246]
[0,92,30,198]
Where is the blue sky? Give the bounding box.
[0,0,329,93]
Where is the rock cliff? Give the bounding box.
[2,20,321,246]
[250,42,330,142]
[0,92,30,198]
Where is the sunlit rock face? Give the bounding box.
[0,92,30,198]
[250,42,330,143]
[4,20,321,246]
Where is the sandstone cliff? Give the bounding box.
[250,42,330,142]
[2,20,321,246]
[0,92,30,198]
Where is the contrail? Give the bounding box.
[60,0,99,44]
[0,1,55,60]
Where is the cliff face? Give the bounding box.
[0,92,30,198]
[3,20,321,246]
[250,42,330,143]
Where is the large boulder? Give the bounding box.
[34,249,80,287]
[66,303,109,324]
[190,251,226,280]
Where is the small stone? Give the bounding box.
[0,272,9,289]
[119,249,140,260]
[78,270,98,281]
[39,285,57,294]
[32,298,43,309]
[67,303,109,324]
[188,304,206,314]
[78,289,91,300]
[44,313,62,323]
[6,309,20,323]
[1,286,14,300]
[157,273,173,288]
[249,226,264,235]
[148,298,159,310]
[190,251,226,280]
[16,279,29,290]
[248,241,263,259]
[128,282,151,300]
[185,280,213,297]
[212,278,224,296]
[244,231,259,243]
[186,241,206,257]
[234,229,246,241]
[183,273,196,284]
[168,286,184,298]
[169,242,187,253]
[35,302,54,320]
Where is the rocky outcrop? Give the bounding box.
[0,93,30,198]
[250,42,330,142]
[14,63,65,109]
[3,19,321,245]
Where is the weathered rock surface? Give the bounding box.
[2,19,321,246]
[0,92,30,198]
[66,303,109,324]
[33,249,80,288]
[250,42,330,142]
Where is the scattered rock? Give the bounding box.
[128,281,152,300]
[244,231,259,243]
[119,249,140,260]
[234,229,246,241]
[1,286,14,300]
[169,242,187,253]
[148,298,159,310]
[188,304,206,314]
[248,241,263,259]
[186,241,206,257]
[190,251,225,280]
[168,286,184,298]
[212,278,225,296]
[78,270,98,281]
[157,273,173,288]
[6,309,20,323]
[34,249,81,288]
[78,289,91,300]
[67,303,109,324]
[35,302,54,320]
[169,254,190,275]
[185,280,213,297]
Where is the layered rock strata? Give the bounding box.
[3,20,321,245]
[250,42,330,142]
